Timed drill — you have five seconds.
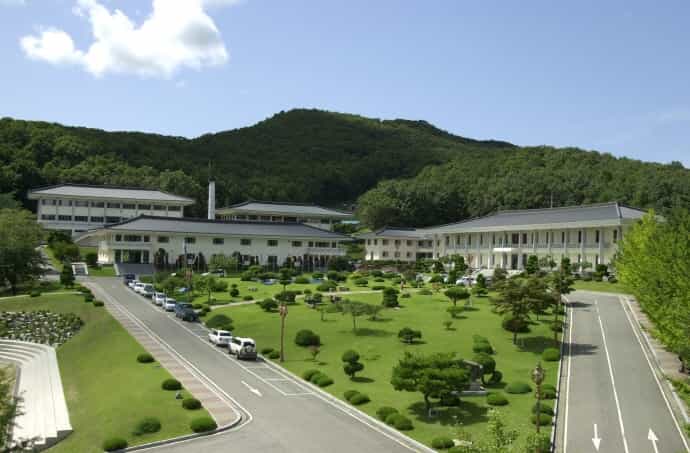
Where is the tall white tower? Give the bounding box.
[207,181,216,220]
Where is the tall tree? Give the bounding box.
[0,209,44,295]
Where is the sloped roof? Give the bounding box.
[98,216,351,239]
[357,227,432,239]
[28,184,194,204]
[216,200,354,218]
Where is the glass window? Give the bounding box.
[292,241,302,247]
[595,230,600,243]
[58,215,72,221]
[158,236,169,243]
[248,215,258,220]
[578,231,582,243]
[320,219,330,224]
[308,241,314,247]
[260,215,270,221]
[74,215,88,222]
[107,202,120,208]
[90,216,104,223]
[184,237,196,244]
[74,200,89,207]
[143,236,150,243]
[168,205,181,212]
[91,201,105,208]
[331,242,337,248]
[241,238,251,246]
[395,239,401,246]
[213,238,224,245]
[267,239,278,247]
[406,240,412,246]
[382,251,389,257]
[123,235,141,242]
[106,216,120,224]
[613,230,618,243]
[138,204,151,210]
[382,239,389,245]
[41,214,55,220]
[115,234,122,242]
[271,216,282,222]
[367,239,371,245]
[522,233,527,244]
[406,252,411,257]
[153,205,166,211]
[373,239,378,245]
[122,203,135,210]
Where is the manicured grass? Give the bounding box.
[43,246,63,272]
[573,280,630,294]
[87,265,117,277]
[213,290,560,446]
[0,294,209,453]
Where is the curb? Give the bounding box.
[549,300,568,453]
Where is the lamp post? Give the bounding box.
[279,303,288,362]
[532,362,545,452]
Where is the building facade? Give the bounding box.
[28,184,194,236]
[357,228,433,262]
[362,203,646,270]
[76,216,350,270]
[215,201,354,231]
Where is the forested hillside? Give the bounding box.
[0,108,687,225]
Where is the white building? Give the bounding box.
[215,201,354,231]
[357,227,433,262]
[76,215,350,270]
[362,202,646,270]
[28,184,194,236]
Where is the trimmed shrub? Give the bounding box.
[354,278,369,287]
[388,414,413,430]
[190,416,217,433]
[532,402,554,416]
[261,347,275,355]
[295,329,321,347]
[192,303,203,309]
[502,315,529,333]
[30,290,41,298]
[93,300,104,307]
[267,350,280,359]
[486,392,509,406]
[294,276,310,284]
[472,341,493,354]
[505,381,532,394]
[349,393,370,405]
[541,384,557,399]
[531,413,552,426]
[382,287,399,307]
[242,295,254,301]
[84,294,94,302]
[137,353,154,363]
[398,327,422,344]
[102,437,128,451]
[182,398,202,410]
[376,406,398,421]
[133,416,161,435]
[161,378,182,391]
[488,370,503,385]
[344,390,359,401]
[229,288,240,297]
[439,392,460,407]
[258,298,278,312]
[371,285,385,291]
[542,348,561,361]
[312,373,333,387]
[205,314,234,331]
[302,369,320,380]
[432,437,455,449]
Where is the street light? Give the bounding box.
[532,362,545,452]
[279,303,288,362]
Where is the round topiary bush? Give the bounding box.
[531,413,552,426]
[267,350,280,359]
[137,353,154,363]
[541,384,557,399]
[542,347,561,361]
[532,402,554,416]
[190,416,217,433]
[30,290,41,298]
[161,378,182,391]
[488,370,503,385]
[486,392,509,406]
[392,414,413,431]
[295,329,321,347]
[133,416,161,435]
[344,390,359,401]
[349,393,370,405]
[472,341,493,354]
[431,437,455,449]
[294,276,310,284]
[261,347,275,355]
[377,406,398,421]
[302,369,320,380]
[315,374,333,387]
[505,381,532,394]
[102,437,128,451]
[93,300,104,307]
[84,294,94,302]
[182,397,202,410]
[243,295,254,301]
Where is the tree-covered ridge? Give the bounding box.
[1,108,688,225]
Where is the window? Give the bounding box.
[373,239,378,245]
[395,239,401,246]
[41,199,47,205]
[492,234,496,245]
[522,233,527,244]
[595,230,600,243]
[285,217,297,223]
[260,216,270,221]
[41,214,55,220]
[394,251,400,258]
[272,216,282,222]
[123,235,141,242]
[406,240,413,246]
[367,239,371,245]
[613,230,618,243]
[418,240,425,247]
[143,236,150,243]
[90,216,104,223]
[468,235,472,246]
[184,237,196,244]
[74,216,88,222]
[106,216,120,224]
[578,231,582,243]
[561,232,566,244]
[292,241,302,247]
[138,204,151,210]
[168,205,181,212]
[115,234,122,242]
[248,215,258,220]
[158,236,169,243]
[320,219,330,224]
[267,239,278,247]
[382,239,389,245]
[308,241,314,247]
[58,215,72,221]
[91,201,105,208]
[314,242,330,248]
[480,234,484,246]
[445,236,450,246]
[511,234,519,245]
[331,242,337,248]
[595,255,599,265]
[213,238,224,245]
[153,205,166,211]
[107,202,120,208]
[406,252,411,258]
[74,200,89,207]
[382,251,389,257]
[122,203,136,210]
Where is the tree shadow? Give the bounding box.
[401,340,427,346]
[564,342,599,356]
[567,301,591,309]
[463,306,480,312]
[516,335,554,353]
[368,317,394,323]
[346,328,394,337]
[407,400,489,426]
[484,381,507,390]
[352,376,375,383]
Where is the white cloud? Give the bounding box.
[20,0,236,78]
[1,0,26,6]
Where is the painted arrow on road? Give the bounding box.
[241,380,262,397]
[592,423,601,451]
[648,429,659,453]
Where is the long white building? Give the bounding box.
[361,202,646,269]
[215,201,354,231]
[28,184,194,236]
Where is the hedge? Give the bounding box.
[182,397,202,410]
[294,276,310,284]
[349,393,370,406]
[30,290,41,298]
[136,353,154,363]
[205,314,234,331]
[102,437,128,451]
[314,374,333,387]
[161,378,182,391]
[295,329,321,347]
[260,347,275,355]
[93,300,104,307]
[267,350,280,359]
[486,392,509,406]
[532,402,554,416]
[385,413,413,430]
[542,347,561,361]
[133,416,161,435]
[344,390,359,401]
[531,413,552,426]
[431,437,455,449]
[376,406,398,421]
[302,369,320,380]
[190,416,217,433]
[505,381,532,394]
[541,384,557,399]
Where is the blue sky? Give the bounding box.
[1,0,689,166]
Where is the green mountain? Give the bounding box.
[0,108,687,226]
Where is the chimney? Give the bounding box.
[207,181,216,220]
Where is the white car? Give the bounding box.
[153,292,166,305]
[133,282,145,293]
[140,284,155,298]
[228,337,257,360]
[208,329,232,346]
[163,298,177,311]
[128,280,140,290]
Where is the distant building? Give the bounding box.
[215,200,354,231]
[357,227,433,262]
[28,184,194,236]
[361,202,647,269]
[76,215,350,270]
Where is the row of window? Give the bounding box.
[442,230,618,247]
[40,214,121,223]
[366,239,433,247]
[40,199,181,211]
[114,234,338,248]
[380,251,413,258]
[229,214,333,224]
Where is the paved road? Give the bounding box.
[87,277,430,453]
[558,291,689,453]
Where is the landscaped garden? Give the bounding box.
[0,293,212,453]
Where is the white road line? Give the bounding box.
[596,300,630,453]
[619,296,690,452]
[563,299,574,453]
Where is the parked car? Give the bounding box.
[174,303,198,322]
[208,329,232,346]
[128,279,140,290]
[228,337,257,360]
[153,292,166,305]
[209,269,226,277]
[132,282,145,293]
[140,284,155,298]
[163,298,177,311]
[123,274,136,286]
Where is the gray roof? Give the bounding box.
[99,216,352,239]
[28,184,194,204]
[216,201,354,218]
[357,227,432,240]
[430,202,646,233]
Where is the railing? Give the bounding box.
[306,248,345,256]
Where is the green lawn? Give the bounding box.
[0,294,209,453]
[87,265,117,277]
[43,246,63,272]
[572,280,630,294]
[212,290,560,446]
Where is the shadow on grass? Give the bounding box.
[401,340,427,346]
[407,400,489,427]
[351,376,375,383]
[484,381,507,390]
[463,306,480,312]
[517,335,555,354]
[368,317,394,323]
[347,328,394,337]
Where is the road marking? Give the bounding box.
[241,381,262,397]
[619,297,690,452]
[563,298,574,453]
[648,429,659,453]
[592,423,601,451]
[596,300,630,453]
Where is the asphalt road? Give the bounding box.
[87,277,430,453]
[558,291,689,453]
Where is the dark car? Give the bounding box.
[174,302,198,322]
[123,274,136,286]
